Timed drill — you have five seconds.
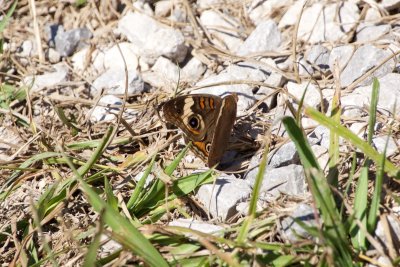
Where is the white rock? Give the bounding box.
[72,43,139,73]
[237,20,281,56]
[246,164,307,201]
[24,62,69,92]
[134,171,155,187]
[311,144,329,170]
[375,215,400,247]
[100,234,122,254]
[306,45,330,72]
[94,43,139,72]
[353,73,400,115]
[373,136,398,157]
[248,0,292,25]
[356,24,391,42]
[194,62,268,115]
[197,0,224,9]
[90,95,136,122]
[279,0,307,28]
[297,56,313,76]
[365,7,382,21]
[181,57,206,82]
[341,93,366,118]
[328,45,355,72]
[340,45,395,88]
[155,0,172,17]
[48,48,61,63]
[117,12,187,64]
[287,81,322,109]
[380,0,400,10]
[298,2,360,43]
[309,125,332,150]
[200,10,243,52]
[169,219,225,236]
[19,40,36,57]
[280,204,317,242]
[349,122,368,139]
[91,95,122,122]
[132,0,154,16]
[91,68,144,95]
[151,56,181,84]
[196,175,252,221]
[0,127,23,161]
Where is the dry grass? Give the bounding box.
[1,0,400,266]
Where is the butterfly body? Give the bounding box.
[162,94,237,167]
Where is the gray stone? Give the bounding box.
[91,68,144,95]
[237,20,281,56]
[373,136,398,157]
[340,45,395,88]
[268,142,300,168]
[169,219,225,236]
[200,10,243,52]
[280,204,317,242]
[353,73,400,115]
[306,45,330,72]
[310,125,330,149]
[328,45,355,73]
[118,12,187,64]
[246,165,307,201]
[24,62,69,92]
[287,81,322,109]
[297,2,359,43]
[375,215,400,249]
[196,175,252,221]
[356,24,391,42]
[55,26,92,57]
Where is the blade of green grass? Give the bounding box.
[304,108,400,178]
[282,116,352,264]
[237,138,270,243]
[328,78,341,186]
[127,155,156,210]
[83,212,104,267]
[0,1,17,33]
[104,176,118,211]
[61,139,169,266]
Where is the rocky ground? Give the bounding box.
[1,0,400,265]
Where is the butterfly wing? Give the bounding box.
[162,94,222,142]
